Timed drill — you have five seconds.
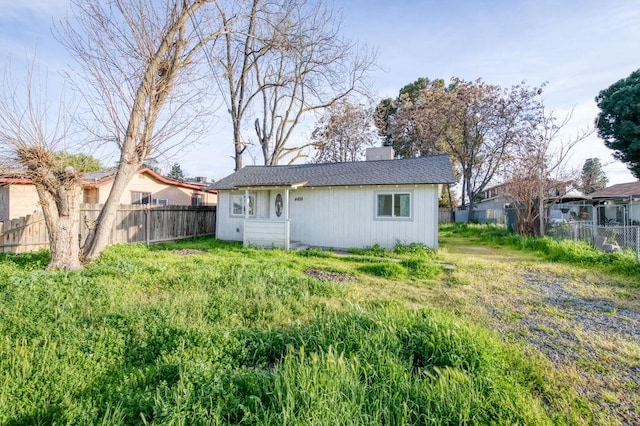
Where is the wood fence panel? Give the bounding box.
[1,204,217,253]
[0,213,49,253]
[438,208,453,223]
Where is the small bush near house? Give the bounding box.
[401,257,442,279]
[357,261,406,278]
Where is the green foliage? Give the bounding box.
[0,237,578,424]
[296,247,335,258]
[348,243,388,257]
[441,223,640,280]
[596,69,640,178]
[400,257,442,279]
[54,151,103,173]
[393,241,435,257]
[166,162,185,181]
[374,77,448,157]
[579,158,609,194]
[231,308,554,425]
[357,261,406,278]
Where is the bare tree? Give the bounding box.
[310,99,377,163]
[378,78,543,221]
[503,108,592,236]
[0,64,85,270]
[211,0,376,168]
[445,79,543,222]
[57,0,223,261]
[213,0,261,171]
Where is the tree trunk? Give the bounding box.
[234,125,243,171]
[36,183,83,271]
[538,184,545,237]
[446,185,454,220]
[82,162,139,260]
[465,174,475,222]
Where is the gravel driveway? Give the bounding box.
[500,268,640,425]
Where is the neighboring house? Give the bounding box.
[0,178,40,223]
[470,183,509,223]
[210,151,455,250]
[83,168,217,207]
[473,181,590,225]
[0,168,217,222]
[587,181,640,226]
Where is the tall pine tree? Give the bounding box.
[580,158,608,194]
[167,163,185,181]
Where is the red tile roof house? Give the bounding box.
[0,168,217,222]
[210,151,455,250]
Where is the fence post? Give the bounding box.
[636,226,639,262]
[145,205,150,246]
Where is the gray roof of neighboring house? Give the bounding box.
[83,169,118,181]
[209,155,455,190]
[588,181,640,198]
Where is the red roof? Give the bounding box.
[0,177,32,184]
[0,168,216,193]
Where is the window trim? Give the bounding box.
[152,198,168,206]
[191,193,204,206]
[131,191,151,205]
[374,190,413,220]
[230,192,256,217]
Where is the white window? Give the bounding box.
[376,192,411,219]
[191,194,203,206]
[152,198,168,206]
[131,191,151,205]
[231,193,256,216]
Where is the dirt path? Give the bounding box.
[438,243,640,425]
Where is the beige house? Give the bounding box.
[0,168,217,222]
[0,178,40,223]
[83,168,217,207]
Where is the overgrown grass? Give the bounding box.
[440,223,640,280]
[0,238,577,424]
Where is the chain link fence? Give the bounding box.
[547,222,640,260]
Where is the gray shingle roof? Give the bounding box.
[588,181,640,198]
[210,155,455,190]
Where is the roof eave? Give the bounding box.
[223,181,309,190]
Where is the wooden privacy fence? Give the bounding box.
[0,204,216,254]
[438,208,454,223]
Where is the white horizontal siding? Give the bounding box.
[244,219,289,249]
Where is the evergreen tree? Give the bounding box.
[595,69,640,178]
[580,158,608,194]
[167,163,185,180]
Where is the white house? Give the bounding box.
[209,151,455,250]
[588,181,640,226]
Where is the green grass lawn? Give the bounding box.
[1,229,631,424]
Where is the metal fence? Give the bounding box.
[547,222,640,260]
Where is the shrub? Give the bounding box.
[393,242,435,258]
[357,262,406,278]
[296,248,335,258]
[400,257,441,279]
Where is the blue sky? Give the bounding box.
[1,0,639,184]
